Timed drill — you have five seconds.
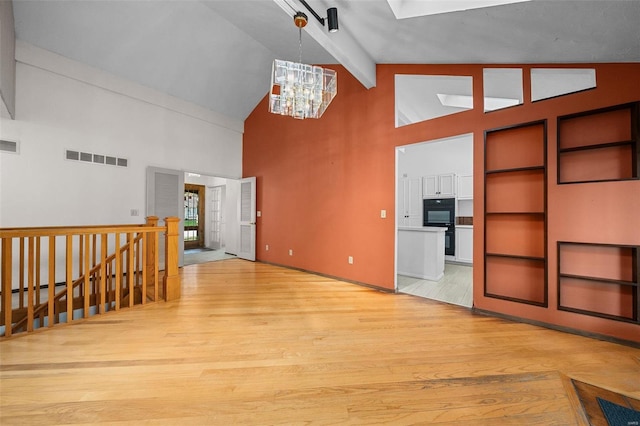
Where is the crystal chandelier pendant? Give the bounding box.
[268,11,337,119]
[269,60,337,119]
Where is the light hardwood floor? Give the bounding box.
[1,259,639,425]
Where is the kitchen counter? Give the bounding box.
[397,227,445,281]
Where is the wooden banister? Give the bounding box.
[0,217,180,338]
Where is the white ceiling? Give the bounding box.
[11,0,640,122]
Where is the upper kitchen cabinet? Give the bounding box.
[457,174,473,199]
[398,177,423,227]
[423,173,456,198]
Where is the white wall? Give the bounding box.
[0,0,15,119]
[0,42,243,227]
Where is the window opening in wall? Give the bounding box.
[395,75,473,127]
[184,184,205,249]
[483,68,523,112]
[531,68,596,102]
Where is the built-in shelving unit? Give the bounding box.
[557,102,639,184]
[484,121,547,306]
[558,242,639,324]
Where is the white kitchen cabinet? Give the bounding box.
[456,226,473,264]
[423,174,456,198]
[457,174,473,199]
[398,177,422,227]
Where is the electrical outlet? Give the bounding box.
[130,209,139,216]
[348,256,354,264]
[289,249,293,256]
[380,209,387,218]
[266,244,269,251]
[257,211,262,217]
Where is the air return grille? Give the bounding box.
[65,149,128,167]
[0,140,19,154]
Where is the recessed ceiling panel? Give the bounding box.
[387,0,531,19]
[531,68,597,102]
[395,75,473,128]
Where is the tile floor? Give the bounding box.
[397,263,473,308]
[183,248,236,266]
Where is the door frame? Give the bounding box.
[184,183,205,249]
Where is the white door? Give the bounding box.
[146,167,184,268]
[237,177,256,261]
[209,186,224,250]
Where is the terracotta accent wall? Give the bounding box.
[243,63,640,342]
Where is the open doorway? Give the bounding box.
[183,173,240,266]
[184,183,205,249]
[395,134,474,307]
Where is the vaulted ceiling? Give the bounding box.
[12,0,640,123]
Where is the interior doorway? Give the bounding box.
[184,183,205,249]
[395,134,474,308]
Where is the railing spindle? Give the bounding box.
[99,234,107,314]
[83,233,90,318]
[66,235,73,323]
[127,232,134,308]
[27,237,35,332]
[141,232,147,304]
[114,233,121,311]
[78,235,83,279]
[35,237,41,306]
[2,238,13,337]
[19,237,24,309]
[48,236,55,328]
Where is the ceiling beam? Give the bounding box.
[273,0,377,89]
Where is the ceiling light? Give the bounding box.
[268,11,337,119]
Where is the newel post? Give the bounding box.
[163,217,181,301]
[145,216,158,289]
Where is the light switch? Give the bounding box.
[380,209,387,218]
[257,211,262,217]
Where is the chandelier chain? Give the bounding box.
[298,26,303,64]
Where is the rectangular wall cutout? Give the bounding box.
[485,120,547,307]
[558,242,639,324]
[557,102,639,184]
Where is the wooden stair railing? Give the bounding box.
[0,217,180,338]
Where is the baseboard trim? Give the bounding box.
[257,260,395,294]
[472,308,640,349]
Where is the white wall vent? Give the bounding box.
[65,149,128,167]
[0,140,19,154]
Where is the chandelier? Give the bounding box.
[268,12,337,119]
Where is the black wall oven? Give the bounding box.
[423,198,455,256]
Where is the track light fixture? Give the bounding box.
[327,7,339,32]
[298,0,339,33]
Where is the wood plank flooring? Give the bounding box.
[1,259,639,425]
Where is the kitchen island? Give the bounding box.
[397,226,446,281]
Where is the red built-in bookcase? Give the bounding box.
[484,121,547,306]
